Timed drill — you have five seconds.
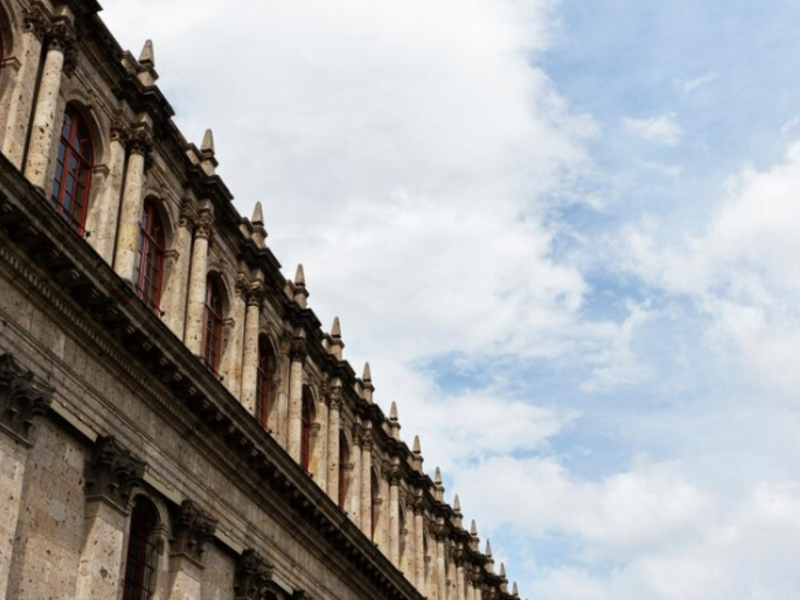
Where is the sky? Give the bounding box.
[102,1,800,598]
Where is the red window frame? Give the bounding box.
[134,202,165,313]
[300,395,312,472]
[50,105,93,233]
[201,278,223,373]
[255,338,271,428]
[123,497,157,600]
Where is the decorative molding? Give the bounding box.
[85,436,146,509]
[194,210,214,241]
[234,548,275,600]
[48,20,78,76]
[23,4,51,41]
[179,197,197,229]
[289,338,308,363]
[0,353,53,444]
[247,282,265,308]
[171,499,218,564]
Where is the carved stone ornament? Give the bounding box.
[127,127,153,159]
[23,4,51,41]
[0,353,53,443]
[172,500,218,564]
[194,211,215,241]
[47,20,78,76]
[289,338,308,363]
[328,385,343,410]
[234,548,276,600]
[110,117,131,144]
[179,197,198,229]
[247,283,265,308]
[85,435,146,509]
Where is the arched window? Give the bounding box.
[201,277,223,373]
[134,201,165,313]
[50,105,93,233]
[123,496,158,600]
[300,393,312,472]
[338,437,348,509]
[256,337,272,428]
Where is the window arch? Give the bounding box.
[50,105,93,233]
[256,336,274,428]
[338,435,349,509]
[300,390,313,472]
[134,201,165,313]
[123,496,159,600]
[201,276,224,373]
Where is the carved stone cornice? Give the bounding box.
[234,548,275,600]
[0,353,53,444]
[85,436,146,510]
[289,338,308,363]
[172,500,217,564]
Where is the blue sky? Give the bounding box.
[104,1,800,597]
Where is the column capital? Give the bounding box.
[353,423,364,447]
[110,116,131,144]
[85,436,146,510]
[247,282,265,308]
[235,548,275,600]
[47,19,78,75]
[127,126,153,160]
[289,337,308,363]
[329,385,343,410]
[234,274,249,300]
[194,210,214,240]
[179,197,198,229]
[24,4,51,41]
[0,353,53,444]
[388,467,402,487]
[172,499,218,565]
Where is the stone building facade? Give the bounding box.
[0,1,521,599]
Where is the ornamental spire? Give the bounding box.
[251,202,267,248]
[201,128,215,154]
[139,39,154,65]
[361,362,374,403]
[199,129,217,175]
[293,264,308,308]
[328,317,344,360]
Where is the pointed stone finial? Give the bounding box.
[360,362,374,403]
[470,519,478,536]
[327,317,344,360]
[434,466,442,485]
[201,129,215,154]
[452,494,463,528]
[252,201,264,225]
[513,582,519,597]
[139,39,155,65]
[389,401,398,421]
[293,264,309,308]
[413,435,422,454]
[412,435,424,471]
[453,494,461,512]
[500,563,506,578]
[362,361,372,382]
[499,563,508,592]
[250,202,267,248]
[486,539,493,558]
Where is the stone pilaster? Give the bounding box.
[350,425,362,529]
[86,119,128,263]
[234,548,274,600]
[360,427,373,537]
[113,128,152,283]
[184,210,213,354]
[404,499,415,577]
[0,354,52,600]
[389,468,400,567]
[414,502,425,591]
[312,388,328,489]
[163,198,196,337]
[2,5,47,169]
[239,281,263,413]
[223,276,247,401]
[167,500,217,600]
[77,436,147,599]
[326,384,342,503]
[376,465,389,553]
[436,528,447,600]
[24,20,75,189]
[287,336,307,463]
[456,556,466,600]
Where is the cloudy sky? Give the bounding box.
[103,1,800,597]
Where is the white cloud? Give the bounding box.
[622,138,800,398]
[673,72,718,97]
[624,113,683,146]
